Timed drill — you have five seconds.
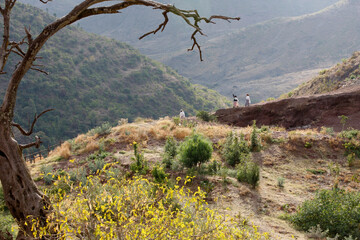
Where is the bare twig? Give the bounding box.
[20,136,42,150]
[139,11,169,39]
[187,30,203,61]
[12,108,54,136]
[30,66,49,75]
[24,26,33,46]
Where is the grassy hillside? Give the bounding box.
[285,51,360,97]
[2,116,360,239]
[164,0,360,102]
[0,3,230,149]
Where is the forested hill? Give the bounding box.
[0,3,230,148]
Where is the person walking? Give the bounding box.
[245,94,251,107]
[232,94,239,108]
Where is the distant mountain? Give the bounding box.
[286,51,360,97]
[1,3,230,148]
[21,0,338,59]
[163,0,360,102]
[20,0,340,102]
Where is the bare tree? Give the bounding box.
[0,0,239,238]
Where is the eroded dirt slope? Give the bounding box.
[215,86,360,131]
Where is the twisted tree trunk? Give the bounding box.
[0,120,50,239]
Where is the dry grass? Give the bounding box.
[112,124,150,144]
[148,119,176,140]
[79,140,99,154]
[172,127,192,140]
[74,134,87,144]
[196,123,232,140]
[48,141,71,160]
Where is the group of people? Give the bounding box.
[232,94,251,108]
[178,93,251,119]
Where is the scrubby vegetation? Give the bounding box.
[30,168,268,239]
[2,116,360,239]
[290,189,360,239]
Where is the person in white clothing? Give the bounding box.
[179,109,185,119]
[232,94,239,108]
[245,94,251,107]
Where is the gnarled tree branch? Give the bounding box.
[11,108,54,136]
[19,136,42,150]
[139,10,169,39]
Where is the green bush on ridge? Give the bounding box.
[179,133,213,168]
[221,132,250,167]
[290,189,360,239]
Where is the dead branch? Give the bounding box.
[30,66,49,75]
[209,15,241,23]
[187,30,203,61]
[12,108,54,136]
[20,136,42,150]
[24,26,33,46]
[139,11,169,40]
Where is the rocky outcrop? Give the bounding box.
[215,87,360,131]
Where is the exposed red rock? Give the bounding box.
[215,86,360,131]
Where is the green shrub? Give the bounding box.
[344,139,360,158]
[173,117,180,126]
[338,115,349,131]
[196,110,216,122]
[40,165,54,185]
[164,137,177,158]
[0,186,14,237]
[87,150,110,162]
[306,225,328,239]
[88,121,112,136]
[290,189,360,239]
[250,121,261,152]
[320,126,334,136]
[206,160,221,175]
[152,165,168,183]
[277,177,285,188]
[88,158,105,174]
[179,133,213,168]
[221,132,249,167]
[347,153,356,167]
[306,169,326,175]
[236,161,260,188]
[339,129,360,140]
[0,212,14,238]
[304,141,312,148]
[130,142,148,174]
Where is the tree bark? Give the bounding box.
[0,122,51,239]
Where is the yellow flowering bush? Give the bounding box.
[31,166,268,239]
